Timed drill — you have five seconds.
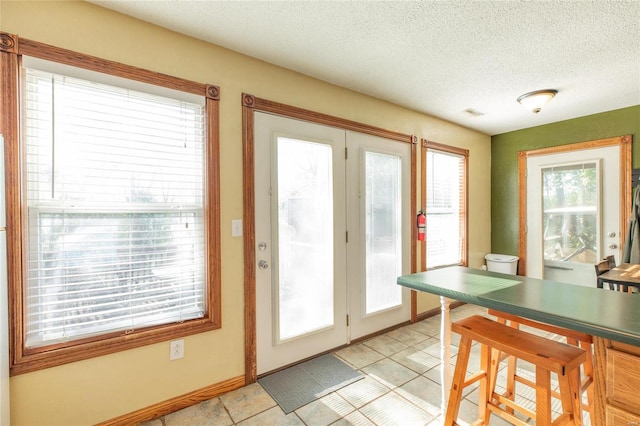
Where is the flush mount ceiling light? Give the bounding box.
[517,89,558,114]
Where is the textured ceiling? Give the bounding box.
[90,0,640,135]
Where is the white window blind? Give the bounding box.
[426,150,465,268]
[23,65,206,347]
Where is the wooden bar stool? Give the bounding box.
[488,309,594,422]
[444,315,586,426]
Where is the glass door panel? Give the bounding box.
[542,162,599,266]
[365,151,402,314]
[276,137,334,341]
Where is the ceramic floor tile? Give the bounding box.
[358,391,434,426]
[406,317,441,337]
[455,398,520,426]
[449,398,484,425]
[455,342,483,375]
[295,392,355,426]
[385,327,430,346]
[336,376,390,409]
[219,382,277,423]
[140,303,586,426]
[422,363,456,386]
[395,375,442,418]
[164,398,232,426]
[362,358,419,389]
[334,343,385,369]
[362,334,408,357]
[464,385,536,424]
[390,346,440,374]
[412,336,441,353]
[420,337,460,359]
[236,406,304,426]
[427,415,446,425]
[330,410,376,426]
[449,332,463,348]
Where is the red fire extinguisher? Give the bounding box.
[417,209,426,241]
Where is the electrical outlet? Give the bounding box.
[170,339,184,360]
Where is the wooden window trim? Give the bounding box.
[517,135,633,276]
[420,139,469,272]
[0,33,221,375]
[241,93,418,383]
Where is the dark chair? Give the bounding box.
[595,256,634,292]
[594,259,615,290]
[605,255,616,269]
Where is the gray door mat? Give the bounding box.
[258,353,364,414]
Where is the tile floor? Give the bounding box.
[140,304,591,425]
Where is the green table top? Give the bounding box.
[398,266,640,346]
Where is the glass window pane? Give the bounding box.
[23,66,206,347]
[276,137,334,341]
[365,151,402,314]
[542,162,598,264]
[26,211,204,346]
[426,150,464,267]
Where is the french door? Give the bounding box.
[345,130,411,339]
[254,112,410,374]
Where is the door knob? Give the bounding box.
[258,242,267,251]
[609,244,618,249]
[608,232,616,238]
[258,260,269,270]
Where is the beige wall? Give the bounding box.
[0,1,491,424]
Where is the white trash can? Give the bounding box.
[485,253,519,275]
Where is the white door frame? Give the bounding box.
[518,135,632,277]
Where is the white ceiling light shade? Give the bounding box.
[517,89,558,113]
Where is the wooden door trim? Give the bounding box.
[242,93,416,383]
[517,135,632,276]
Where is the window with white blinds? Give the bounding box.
[425,148,467,268]
[23,65,206,347]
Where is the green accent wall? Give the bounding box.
[490,105,640,255]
